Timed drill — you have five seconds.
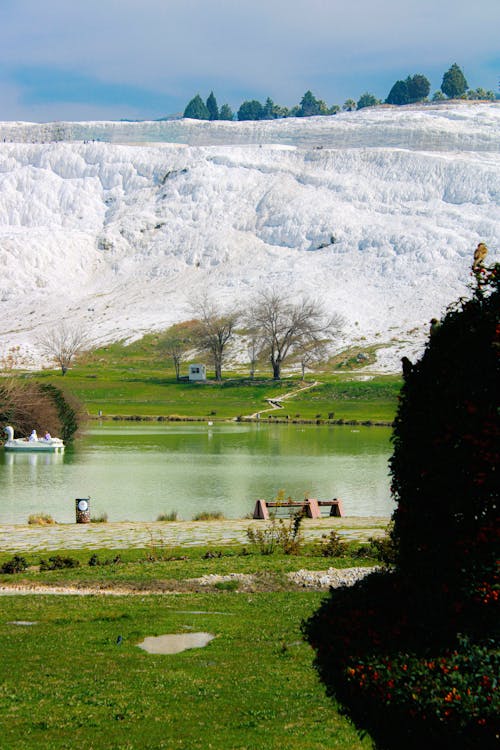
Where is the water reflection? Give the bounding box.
[0,424,394,523]
[4,452,64,467]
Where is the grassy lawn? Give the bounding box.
[18,334,401,422]
[37,367,292,419]
[0,536,381,749]
[278,376,401,423]
[0,592,371,750]
[30,339,401,422]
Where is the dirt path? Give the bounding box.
[244,380,320,419]
[0,567,377,596]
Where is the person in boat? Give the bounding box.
[29,429,38,442]
[44,431,51,441]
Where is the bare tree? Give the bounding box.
[296,339,329,380]
[192,299,239,382]
[246,327,260,380]
[158,321,196,380]
[38,323,89,375]
[1,379,61,437]
[251,289,344,380]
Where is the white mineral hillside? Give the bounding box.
[0,102,498,372]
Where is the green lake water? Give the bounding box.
[0,423,394,523]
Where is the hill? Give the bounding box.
[0,103,498,372]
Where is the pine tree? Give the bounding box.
[406,74,430,102]
[183,94,210,120]
[206,91,219,121]
[297,90,323,117]
[441,63,468,98]
[262,97,277,119]
[219,103,234,121]
[386,79,409,105]
[237,100,264,121]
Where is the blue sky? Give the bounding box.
[0,0,498,122]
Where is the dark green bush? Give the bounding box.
[39,555,80,571]
[0,555,28,574]
[304,262,500,749]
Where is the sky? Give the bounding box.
[0,0,498,122]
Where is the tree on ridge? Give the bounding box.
[441,63,468,99]
[192,298,240,382]
[251,289,344,380]
[206,91,219,121]
[183,94,210,120]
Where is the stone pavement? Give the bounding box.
[0,517,389,552]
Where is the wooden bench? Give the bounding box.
[252,498,344,520]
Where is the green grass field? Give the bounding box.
[31,335,402,422]
[0,536,382,749]
[0,592,371,750]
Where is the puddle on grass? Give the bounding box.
[138,632,215,655]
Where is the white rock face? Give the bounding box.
[0,103,498,371]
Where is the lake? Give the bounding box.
[0,423,394,524]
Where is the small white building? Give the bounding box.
[188,363,206,382]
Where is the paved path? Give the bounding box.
[0,517,388,552]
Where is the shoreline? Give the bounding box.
[86,415,394,427]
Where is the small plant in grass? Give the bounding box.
[368,527,396,565]
[247,510,305,555]
[0,555,28,574]
[144,530,171,561]
[88,553,122,567]
[272,488,293,506]
[203,550,223,559]
[90,512,108,523]
[214,579,239,591]
[39,555,80,570]
[193,511,225,521]
[28,513,56,525]
[156,511,178,522]
[317,530,346,557]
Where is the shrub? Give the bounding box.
[317,530,346,557]
[304,260,500,750]
[0,555,28,574]
[156,511,178,522]
[39,555,80,570]
[214,579,239,591]
[367,525,397,565]
[90,512,108,523]
[192,511,225,521]
[247,510,305,555]
[0,380,81,444]
[144,531,170,561]
[343,638,499,740]
[88,553,121,567]
[28,513,56,526]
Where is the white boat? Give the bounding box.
[3,425,65,453]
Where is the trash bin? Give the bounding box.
[76,498,91,524]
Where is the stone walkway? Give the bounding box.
[0,517,388,552]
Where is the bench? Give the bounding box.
[252,498,344,520]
